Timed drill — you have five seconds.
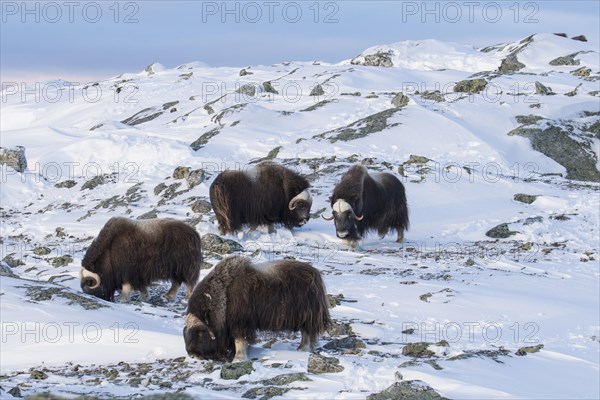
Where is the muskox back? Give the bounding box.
[81,217,202,301]
[184,256,330,361]
[209,162,311,234]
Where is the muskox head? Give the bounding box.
[183,313,230,361]
[288,189,312,227]
[323,199,363,240]
[80,267,111,301]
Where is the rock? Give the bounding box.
[323,337,366,353]
[515,115,544,125]
[391,92,410,108]
[242,387,289,399]
[7,386,22,398]
[137,210,158,220]
[307,353,344,374]
[524,216,543,225]
[144,63,159,75]
[571,66,591,77]
[191,199,212,214]
[351,51,394,67]
[571,35,587,42]
[55,180,77,189]
[485,223,517,239]
[3,254,24,268]
[201,234,243,255]
[301,100,332,112]
[0,146,27,172]
[237,83,256,97]
[140,394,195,400]
[549,53,581,66]
[534,81,554,95]
[453,79,487,94]
[405,155,431,164]
[154,182,167,196]
[191,127,221,151]
[586,120,600,137]
[310,84,325,97]
[220,360,254,380]
[315,108,402,143]
[401,342,436,358]
[367,380,447,400]
[420,91,445,102]
[239,68,253,76]
[173,166,191,179]
[508,125,600,181]
[498,54,525,73]
[30,369,48,380]
[516,344,544,356]
[514,194,537,204]
[262,81,278,94]
[553,33,567,38]
[261,373,311,386]
[50,255,73,268]
[121,107,164,126]
[81,175,106,191]
[327,320,354,337]
[162,101,179,110]
[0,261,18,277]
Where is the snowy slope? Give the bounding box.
[1,33,599,399]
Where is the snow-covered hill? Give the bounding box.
[1,33,599,399]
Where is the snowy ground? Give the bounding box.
[1,33,599,399]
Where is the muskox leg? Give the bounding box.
[185,282,194,299]
[396,230,404,243]
[119,283,132,302]
[297,331,317,352]
[378,227,389,240]
[139,287,149,302]
[267,224,275,234]
[233,337,249,362]
[165,281,181,300]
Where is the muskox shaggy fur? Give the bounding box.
[209,162,312,234]
[323,165,409,249]
[184,256,331,362]
[80,217,202,302]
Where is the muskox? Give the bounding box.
[323,165,409,249]
[80,217,202,302]
[209,162,312,234]
[183,256,331,362]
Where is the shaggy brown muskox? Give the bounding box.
[209,162,312,234]
[183,256,331,362]
[80,217,202,302]
[323,165,409,249]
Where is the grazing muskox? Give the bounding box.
[80,217,202,302]
[323,165,409,249]
[183,256,331,362]
[209,162,312,234]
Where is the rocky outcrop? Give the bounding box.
[0,146,27,172]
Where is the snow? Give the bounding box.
[1,33,599,399]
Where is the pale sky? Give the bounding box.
[1,0,599,83]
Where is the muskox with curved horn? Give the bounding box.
[80,217,202,302]
[209,162,312,234]
[183,256,331,362]
[322,165,409,249]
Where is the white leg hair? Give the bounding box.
[119,283,132,302]
[233,337,249,362]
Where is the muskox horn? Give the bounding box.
[354,214,364,221]
[321,214,334,221]
[288,189,312,211]
[81,267,101,289]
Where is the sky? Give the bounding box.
[1,0,599,83]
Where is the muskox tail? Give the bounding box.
[209,181,234,234]
[82,217,129,268]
